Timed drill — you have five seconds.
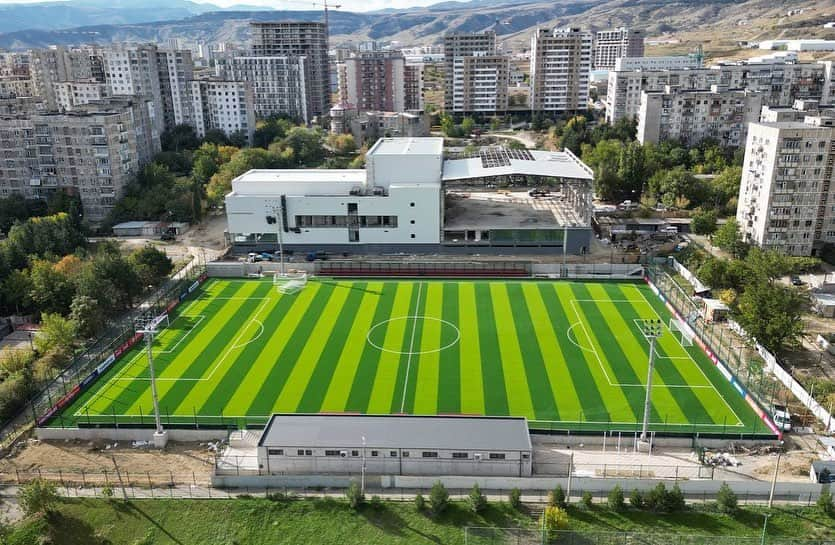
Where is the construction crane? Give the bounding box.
[277,0,342,30]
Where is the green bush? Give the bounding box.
[581,491,593,509]
[716,482,738,515]
[430,481,449,515]
[629,488,644,509]
[509,488,522,510]
[645,483,666,511]
[607,485,625,511]
[541,505,569,535]
[19,478,59,516]
[468,483,487,513]
[818,489,834,516]
[666,484,686,512]
[346,481,364,510]
[549,485,566,508]
[414,493,426,511]
[101,485,114,499]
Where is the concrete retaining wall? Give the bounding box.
[36,427,228,443]
[212,474,381,489]
[531,433,778,450]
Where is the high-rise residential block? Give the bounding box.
[637,86,762,147]
[737,116,835,256]
[30,46,97,108]
[444,30,505,113]
[189,80,256,144]
[404,62,424,111]
[530,27,593,113]
[249,22,330,120]
[0,97,158,222]
[53,80,110,111]
[593,27,643,70]
[339,50,406,112]
[226,56,309,122]
[606,57,831,124]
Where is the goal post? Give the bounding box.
[273,271,308,295]
[668,318,694,347]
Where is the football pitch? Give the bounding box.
[57,278,764,434]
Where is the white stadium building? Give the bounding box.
[224,137,595,254]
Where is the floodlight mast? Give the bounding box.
[138,323,163,436]
[638,319,663,443]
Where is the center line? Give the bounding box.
[399,282,423,413]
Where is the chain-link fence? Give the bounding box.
[0,259,208,447]
[646,265,783,427]
[465,527,835,545]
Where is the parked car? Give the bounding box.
[528,188,550,197]
[791,275,804,286]
[306,250,328,262]
[160,232,176,241]
[772,404,792,432]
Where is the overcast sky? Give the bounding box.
[0,0,443,12]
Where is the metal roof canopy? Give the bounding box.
[442,149,594,182]
[258,414,532,451]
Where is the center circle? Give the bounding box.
[366,316,461,355]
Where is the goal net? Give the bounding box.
[135,312,169,333]
[669,318,694,347]
[274,271,308,295]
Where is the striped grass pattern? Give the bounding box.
[60,279,762,434]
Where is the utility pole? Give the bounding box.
[768,451,782,509]
[638,319,663,446]
[361,435,367,497]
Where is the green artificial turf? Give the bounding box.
[9,499,835,545]
[55,278,763,435]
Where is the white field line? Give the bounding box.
[633,289,745,427]
[75,295,276,416]
[159,315,206,355]
[399,282,423,414]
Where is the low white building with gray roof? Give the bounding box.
[256,414,533,477]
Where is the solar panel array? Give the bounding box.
[479,148,534,168]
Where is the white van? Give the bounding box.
[772,404,792,432]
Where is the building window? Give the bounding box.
[452,452,468,459]
[325,450,341,456]
[390,451,398,457]
[297,449,313,456]
[421,451,438,458]
[489,453,506,460]
[371,450,379,457]
[410,202,415,207]
[268,449,284,456]
[403,451,410,457]
[411,234,416,239]
[351,450,359,457]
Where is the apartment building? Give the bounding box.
[30,46,98,109]
[225,55,309,122]
[637,86,762,147]
[102,44,165,134]
[157,48,194,130]
[249,22,330,119]
[339,50,406,112]
[594,27,643,70]
[189,80,255,144]
[53,80,109,111]
[606,57,831,123]
[443,30,505,113]
[529,27,593,113]
[0,97,158,222]
[615,55,702,71]
[404,62,424,111]
[329,105,429,146]
[737,116,835,256]
[0,76,33,98]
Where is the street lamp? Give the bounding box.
[761,513,770,545]
[638,319,663,444]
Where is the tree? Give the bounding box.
[29,259,74,316]
[509,488,522,510]
[617,141,647,198]
[19,478,59,516]
[735,281,807,353]
[130,245,173,288]
[1,269,33,315]
[345,480,364,509]
[33,312,78,359]
[202,128,230,146]
[581,491,593,508]
[70,295,105,339]
[541,505,569,535]
[429,481,449,515]
[161,124,200,152]
[629,488,644,509]
[254,117,293,149]
[460,116,475,136]
[819,489,834,516]
[691,210,718,236]
[711,166,742,211]
[713,219,748,258]
[581,139,624,201]
[326,133,357,155]
[468,483,487,513]
[665,484,685,512]
[560,116,589,154]
[644,482,666,511]
[548,485,566,508]
[607,485,624,511]
[716,482,737,514]
[91,246,142,309]
[414,493,426,511]
[281,127,325,166]
[743,247,792,285]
